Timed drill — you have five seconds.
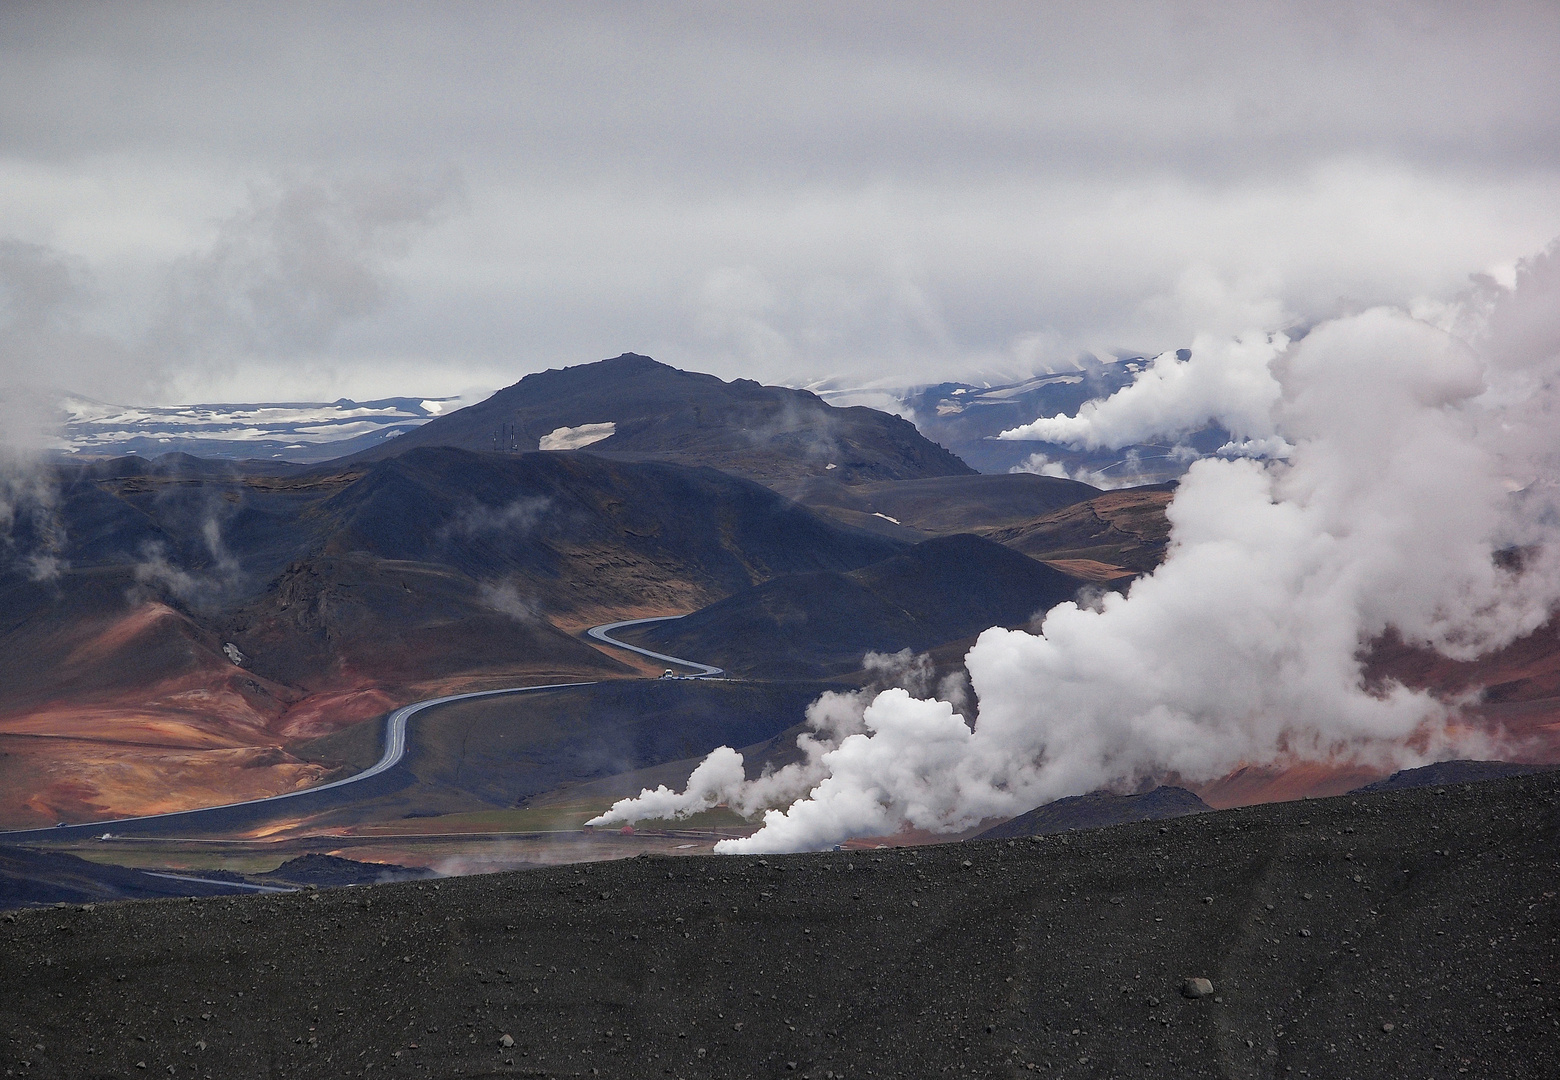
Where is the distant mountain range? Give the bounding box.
[52,394,458,463]
[893,354,1228,483]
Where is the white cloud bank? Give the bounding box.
[2,5,1558,399]
[591,241,1560,852]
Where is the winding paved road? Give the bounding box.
[0,616,718,842]
[586,615,723,677]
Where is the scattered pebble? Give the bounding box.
[499,1034,514,1048]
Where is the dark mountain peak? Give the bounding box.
[604,351,663,366]
[346,354,973,488]
[491,353,721,404]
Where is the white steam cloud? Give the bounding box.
[1008,449,1192,491]
[593,241,1560,853]
[479,580,542,625]
[587,650,948,828]
[442,496,550,540]
[131,516,245,609]
[995,330,1292,458]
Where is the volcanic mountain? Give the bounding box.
[347,353,975,488]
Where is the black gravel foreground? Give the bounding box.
[2,773,1556,1080]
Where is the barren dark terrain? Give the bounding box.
[3,772,1555,1079]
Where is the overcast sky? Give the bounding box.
[2,1,1557,405]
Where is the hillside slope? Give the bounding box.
[1,772,1553,1079]
[977,785,1211,839]
[624,533,1086,678]
[984,484,1176,576]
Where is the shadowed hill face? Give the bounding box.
[628,533,1087,678]
[293,680,838,825]
[312,447,908,616]
[1351,759,1559,793]
[347,353,975,487]
[221,556,636,704]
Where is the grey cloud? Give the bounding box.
[0,3,1556,399]
[4,4,1556,179]
[145,173,461,367]
[0,174,459,411]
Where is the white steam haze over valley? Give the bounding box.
[3,3,1560,855]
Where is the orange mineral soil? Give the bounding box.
[0,596,635,829]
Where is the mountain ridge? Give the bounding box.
[347,353,976,487]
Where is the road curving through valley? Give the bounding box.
[0,617,719,842]
[585,615,724,677]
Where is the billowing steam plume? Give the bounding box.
[591,241,1560,853]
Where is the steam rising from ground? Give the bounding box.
[131,517,245,609]
[592,242,1560,852]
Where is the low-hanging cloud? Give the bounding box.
[144,172,461,375]
[6,6,1556,397]
[3,174,460,409]
[479,580,542,625]
[593,240,1560,853]
[1008,449,1186,491]
[0,174,459,578]
[0,455,66,582]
